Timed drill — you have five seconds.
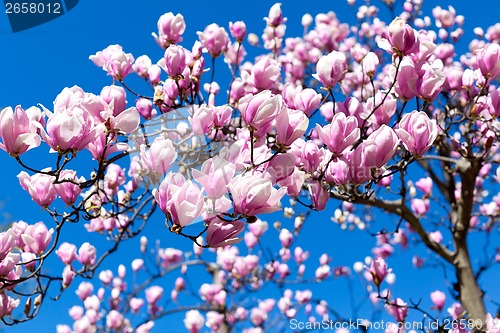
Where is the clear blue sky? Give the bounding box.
[0,0,499,332]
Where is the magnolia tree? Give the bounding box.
[0,0,499,332]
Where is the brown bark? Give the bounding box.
[454,241,486,326]
[453,158,486,326]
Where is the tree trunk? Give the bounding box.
[454,158,486,328]
[455,239,486,327]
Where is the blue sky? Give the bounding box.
[1,0,500,332]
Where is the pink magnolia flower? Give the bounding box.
[20,252,35,271]
[0,106,41,156]
[54,170,83,205]
[0,293,20,318]
[279,228,293,248]
[129,298,145,314]
[316,113,360,155]
[189,105,215,135]
[99,270,113,284]
[213,105,232,128]
[105,163,126,190]
[363,125,399,168]
[320,254,331,266]
[250,307,268,326]
[278,263,290,279]
[293,88,322,116]
[278,168,305,197]
[248,219,268,237]
[21,222,54,254]
[86,132,124,161]
[148,65,162,85]
[206,218,245,248]
[313,51,347,89]
[448,303,465,319]
[53,86,84,110]
[238,90,281,136]
[43,105,103,152]
[348,144,373,184]
[169,181,204,227]
[145,286,163,304]
[373,243,394,259]
[418,60,445,101]
[411,198,430,215]
[192,156,235,199]
[429,230,443,243]
[315,264,330,280]
[249,57,281,91]
[362,52,379,77]
[461,68,476,90]
[153,172,186,215]
[0,252,21,278]
[131,258,144,272]
[337,96,366,124]
[197,23,230,57]
[394,58,419,100]
[366,257,391,287]
[77,242,97,266]
[132,55,152,78]
[62,265,76,287]
[265,3,285,26]
[106,310,124,330]
[175,277,186,291]
[430,290,446,311]
[139,137,178,184]
[136,322,155,333]
[102,105,140,135]
[162,78,179,102]
[385,298,408,322]
[282,83,300,108]
[73,317,94,333]
[432,5,456,28]
[206,311,224,332]
[56,242,77,265]
[184,310,205,333]
[11,221,28,248]
[18,170,56,207]
[0,229,15,261]
[89,44,134,80]
[395,111,438,156]
[309,181,329,211]
[292,139,324,173]
[294,247,309,265]
[415,177,433,195]
[325,158,350,185]
[378,17,419,56]
[229,21,247,42]
[275,107,309,147]
[229,173,286,216]
[57,324,71,333]
[444,64,465,92]
[295,290,312,304]
[475,43,500,79]
[199,283,222,303]
[158,248,183,267]
[412,255,425,268]
[162,45,190,77]
[136,98,155,119]
[153,12,186,49]
[100,85,127,117]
